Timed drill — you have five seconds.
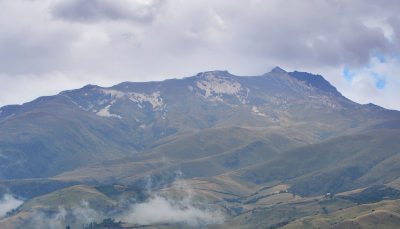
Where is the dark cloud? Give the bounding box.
[221,0,395,68]
[388,16,400,49]
[52,0,164,23]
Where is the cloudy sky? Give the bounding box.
[0,0,399,110]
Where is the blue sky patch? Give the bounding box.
[343,66,386,90]
[372,72,386,89]
[343,67,355,82]
[373,54,387,63]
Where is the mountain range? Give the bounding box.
[0,67,400,228]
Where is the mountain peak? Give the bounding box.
[270,66,287,74]
[288,71,341,96]
[197,70,231,76]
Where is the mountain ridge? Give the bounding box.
[0,67,399,180]
[0,67,345,110]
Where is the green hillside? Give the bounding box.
[236,129,400,196]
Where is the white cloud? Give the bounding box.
[124,195,223,226]
[340,57,400,110]
[30,207,68,229]
[26,202,102,229]
[0,72,116,106]
[123,180,224,226]
[0,194,23,219]
[0,180,222,227]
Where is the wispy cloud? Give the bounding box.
[124,195,223,226]
[26,201,103,229]
[123,180,224,226]
[0,194,23,219]
[0,175,223,228]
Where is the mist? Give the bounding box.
[125,195,223,226]
[28,201,102,229]
[123,180,224,227]
[0,194,23,218]
[0,172,224,227]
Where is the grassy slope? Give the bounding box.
[233,129,400,196]
[283,199,400,229]
[3,155,400,229]
[0,126,304,200]
[0,95,138,179]
[3,127,400,204]
[201,183,400,229]
[52,126,304,185]
[0,184,147,229]
[0,185,114,228]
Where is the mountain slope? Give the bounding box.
[0,95,138,179]
[235,129,400,196]
[1,67,400,228]
[52,126,303,186]
[1,68,399,180]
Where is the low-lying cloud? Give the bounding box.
[124,175,224,226]
[0,194,23,219]
[30,207,68,229]
[28,201,102,229]
[0,176,224,228]
[25,190,222,228]
[124,195,224,226]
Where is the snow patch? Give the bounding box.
[128,91,164,110]
[195,72,248,103]
[96,105,122,119]
[196,73,242,96]
[101,89,125,98]
[94,88,166,118]
[252,106,267,117]
[100,89,164,111]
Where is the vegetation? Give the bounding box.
[84,218,123,229]
[1,69,400,228]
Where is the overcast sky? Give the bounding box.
[0,0,399,110]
